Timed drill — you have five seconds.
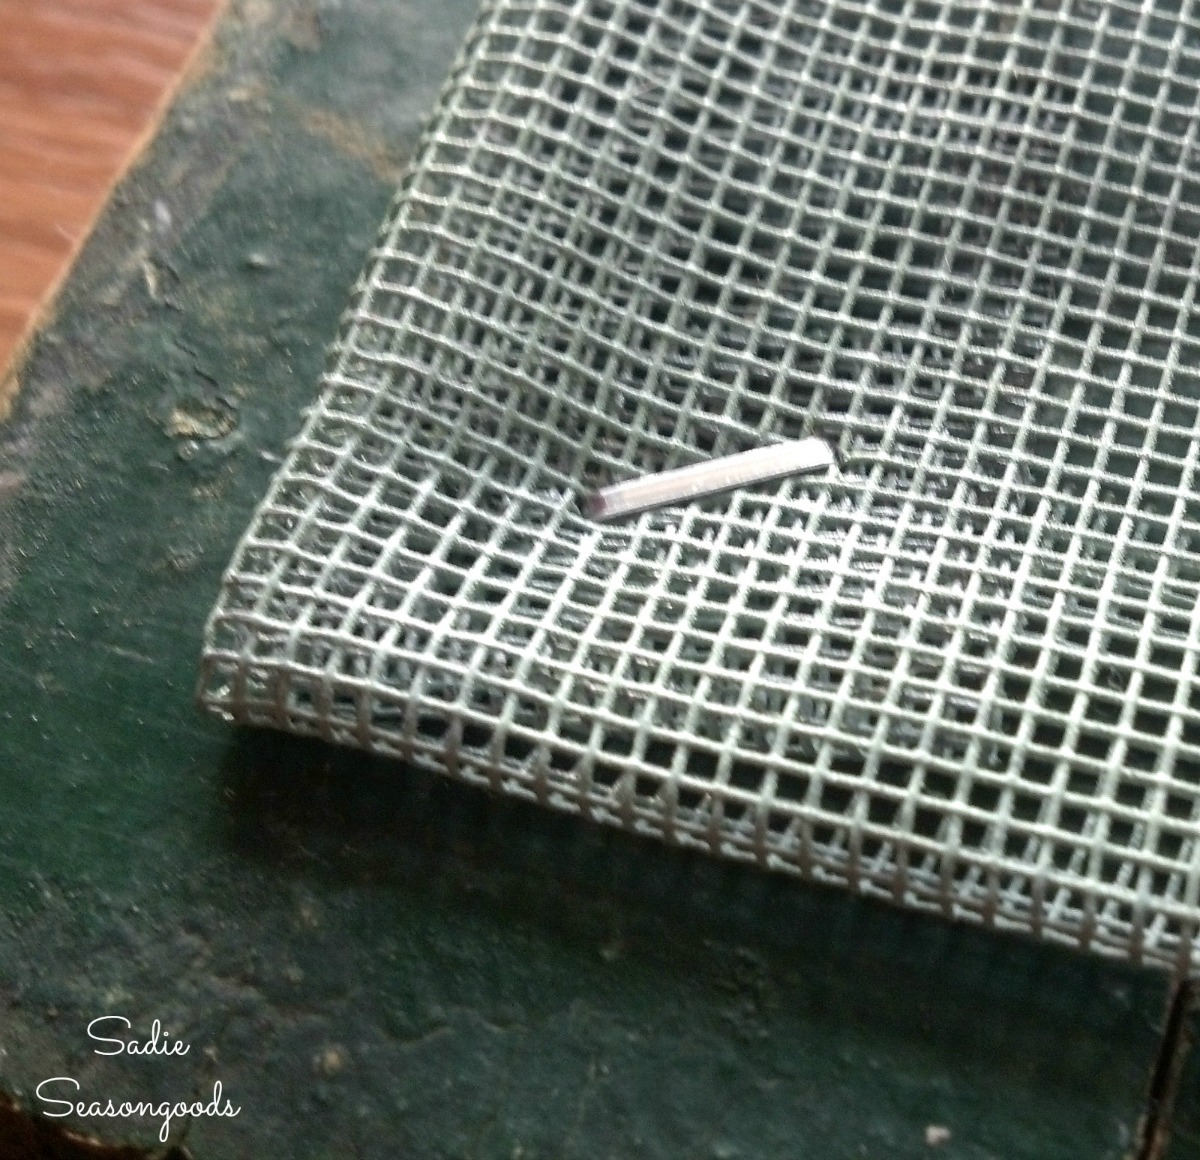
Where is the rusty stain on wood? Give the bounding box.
[0,1090,191,1159]
[296,105,410,182]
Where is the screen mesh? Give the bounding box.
[199,0,1200,971]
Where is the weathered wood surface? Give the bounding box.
[0,1,1192,1156]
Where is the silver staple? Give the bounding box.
[584,436,836,522]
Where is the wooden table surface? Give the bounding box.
[0,0,223,378]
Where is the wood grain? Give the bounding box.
[0,0,224,377]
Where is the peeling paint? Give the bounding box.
[0,370,18,424]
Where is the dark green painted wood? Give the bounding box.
[1156,985,1200,1160]
[0,1,1185,1156]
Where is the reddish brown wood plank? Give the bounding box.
[0,0,225,378]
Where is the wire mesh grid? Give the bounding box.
[200,0,1200,969]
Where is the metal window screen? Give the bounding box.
[199,0,1200,970]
